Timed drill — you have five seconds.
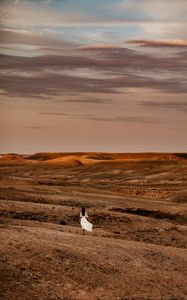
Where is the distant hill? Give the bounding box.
[0,153,26,161]
[0,152,187,165]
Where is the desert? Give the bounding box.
[1,0,187,299]
[0,152,187,300]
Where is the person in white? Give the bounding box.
[80,207,93,234]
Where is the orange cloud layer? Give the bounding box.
[125,39,187,47]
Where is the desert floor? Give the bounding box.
[0,152,187,300]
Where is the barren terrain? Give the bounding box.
[0,152,187,299]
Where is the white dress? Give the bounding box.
[80,211,93,232]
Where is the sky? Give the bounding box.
[0,0,187,153]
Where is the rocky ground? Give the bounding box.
[0,152,187,299]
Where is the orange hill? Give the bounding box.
[0,152,187,164]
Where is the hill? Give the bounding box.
[0,152,187,299]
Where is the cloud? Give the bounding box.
[1,68,186,98]
[0,28,79,49]
[115,0,187,23]
[61,96,111,104]
[0,50,187,98]
[1,0,186,57]
[125,39,187,48]
[141,100,187,112]
[39,112,156,124]
[1,0,186,29]
[78,44,119,50]
[78,115,156,123]
[0,1,65,27]
[0,0,138,28]
[1,45,186,71]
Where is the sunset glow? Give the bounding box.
[0,0,186,153]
